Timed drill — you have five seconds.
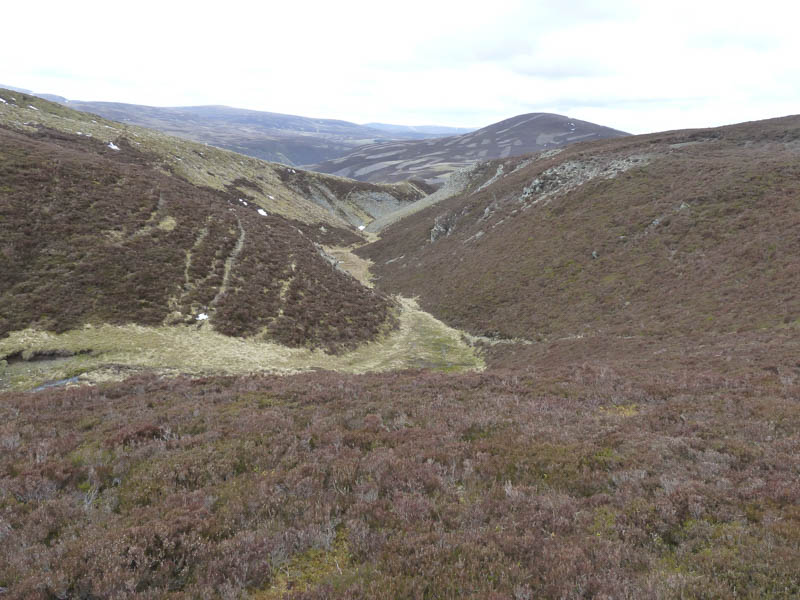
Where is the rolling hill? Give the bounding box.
[312,112,628,184]
[359,115,800,369]
[55,101,392,165]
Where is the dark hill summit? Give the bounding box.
[312,113,628,184]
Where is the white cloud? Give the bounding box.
[2,0,798,133]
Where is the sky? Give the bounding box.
[2,0,799,133]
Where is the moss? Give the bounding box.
[254,528,354,599]
[600,404,639,417]
[589,505,619,539]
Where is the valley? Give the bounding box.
[0,88,798,599]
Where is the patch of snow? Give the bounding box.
[91,120,97,123]
[268,195,275,200]
[76,132,82,136]
[258,209,268,216]
[28,105,39,111]
[196,313,209,321]
[358,225,366,231]
[0,97,6,104]
[107,142,120,151]
[290,169,296,173]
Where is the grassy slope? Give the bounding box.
[360,116,800,348]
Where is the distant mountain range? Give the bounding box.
[1,85,629,185]
[0,85,476,166]
[312,113,629,183]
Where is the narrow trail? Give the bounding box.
[210,213,246,312]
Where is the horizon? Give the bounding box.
[6,83,797,136]
[0,84,485,129]
[2,1,799,134]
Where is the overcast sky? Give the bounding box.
[3,0,798,133]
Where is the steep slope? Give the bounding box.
[360,115,800,354]
[0,123,394,353]
[312,113,628,184]
[0,93,409,350]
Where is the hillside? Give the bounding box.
[2,359,798,598]
[360,115,800,365]
[0,90,430,229]
[0,89,482,389]
[0,112,392,354]
[312,113,628,184]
